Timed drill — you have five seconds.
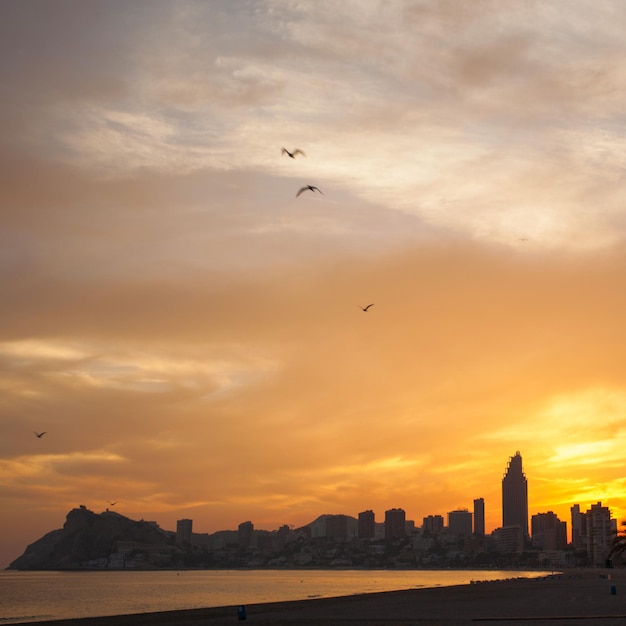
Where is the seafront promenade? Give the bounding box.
[24,568,626,626]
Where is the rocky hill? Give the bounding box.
[7,509,369,570]
[8,505,172,570]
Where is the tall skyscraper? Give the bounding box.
[502,451,528,537]
[473,498,485,536]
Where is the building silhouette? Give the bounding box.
[384,508,406,541]
[531,511,567,551]
[238,520,254,548]
[493,525,524,553]
[585,502,616,566]
[422,514,444,534]
[448,509,473,537]
[571,504,584,550]
[473,498,485,536]
[275,524,292,549]
[176,518,193,546]
[326,514,349,540]
[502,451,528,537]
[358,510,376,539]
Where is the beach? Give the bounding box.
[22,569,626,626]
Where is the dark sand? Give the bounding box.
[23,569,626,626]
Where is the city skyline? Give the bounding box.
[2,1,626,570]
[2,449,620,568]
[23,489,608,547]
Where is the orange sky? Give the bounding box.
[1,1,626,569]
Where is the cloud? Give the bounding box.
[3,1,626,251]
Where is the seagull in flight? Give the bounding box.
[282,147,305,159]
[296,185,323,197]
[34,431,47,438]
[360,304,374,312]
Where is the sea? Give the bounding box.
[0,569,550,624]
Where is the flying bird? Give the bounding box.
[282,147,305,159]
[34,431,46,438]
[296,185,323,197]
[360,304,374,312]
[108,501,118,506]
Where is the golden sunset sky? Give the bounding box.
[2,0,626,569]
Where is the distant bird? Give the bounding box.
[108,501,118,506]
[360,304,374,312]
[518,237,528,242]
[296,185,323,197]
[34,431,46,438]
[282,147,305,159]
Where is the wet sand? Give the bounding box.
[23,568,626,626]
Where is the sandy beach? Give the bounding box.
[23,569,626,626]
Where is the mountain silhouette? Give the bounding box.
[8,506,172,570]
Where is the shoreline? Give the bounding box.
[2,565,563,572]
[17,568,626,626]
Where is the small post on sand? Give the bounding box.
[608,574,617,595]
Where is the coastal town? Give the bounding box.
[9,499,621,572]
[9,452,623,572]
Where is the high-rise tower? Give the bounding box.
[473,497,485,536]
[502,451,528,537]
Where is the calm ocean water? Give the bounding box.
[0,569,549,624]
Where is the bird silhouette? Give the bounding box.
[282,147,305,159]
[108,501,118,506]
[34,431,47,438]
[360,304,374,312]
[296,185,323,197]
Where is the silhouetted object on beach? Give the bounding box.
[296,185,323,197]
[34,431,46,438]
[282,147,305,159]
[360,304,374,312]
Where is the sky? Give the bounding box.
[1,0,626,569]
